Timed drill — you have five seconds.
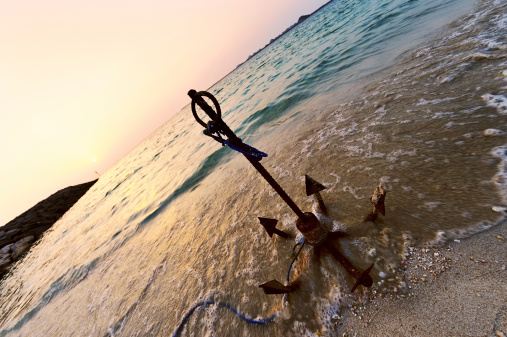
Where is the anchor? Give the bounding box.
[188,90,382,294]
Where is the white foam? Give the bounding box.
[464,52,492,61]
[374,105,387,119]
[482,94,507,114]
[416,96,458,106]
[498,16,507,29]
[440,76,454,84]
[386,149,417,163]
[431,111,456,119]
[444,121,478,128]
[461,212,473,219]
[415,47,431,58]
[428,219,499,246]
[491,145,507,202]
[421,201,442,211]
[342,185,365,200]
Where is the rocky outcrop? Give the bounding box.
[0,180,97,279]
[297,14,311,24]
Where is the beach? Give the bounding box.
[1,0,506,335]
[337,220,507,337]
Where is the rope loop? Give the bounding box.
[203,121,226,145]
[189,90,268,161]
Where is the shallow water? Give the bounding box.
[1,0,507,336]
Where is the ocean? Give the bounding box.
[1,0,506,335]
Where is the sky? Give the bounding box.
[0,0,330,225]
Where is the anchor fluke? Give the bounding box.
[350,263,375,293]
[259,280,297,295]
[258,217,292,238]
[305,175,327,214]
[364,183,387,222]
[370,183,386,216]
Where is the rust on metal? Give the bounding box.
[327,230,349,239]
[370,183,386,216]
[324,242,374,293]
[364,183,387,222]
[363,210,378,222]
[296,212,328,246]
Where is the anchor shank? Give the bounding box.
[273,228,291,238]
[315,192,327,214]
[325,241,360,278]
[248,158,307,220]
[189,89,306,221]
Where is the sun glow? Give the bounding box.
[0,0,330,226]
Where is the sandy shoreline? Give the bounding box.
[334,219,507,337]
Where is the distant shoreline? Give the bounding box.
[238,0,333,67]
[205,0,334,94]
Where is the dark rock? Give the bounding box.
[25,226,51,240]
[0,237,13,248]
[0,254,12,274]
[0,244,13,254]
[11,242,32,261]
[297,14,311,24]
[14,236,34,246]
[0,179,97,279]
[5,229,20,237]
[11,236,35,260]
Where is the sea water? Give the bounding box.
[1,0,506,335]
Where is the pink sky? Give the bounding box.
[0,0,330,225]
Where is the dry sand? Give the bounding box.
[336,220,507,337]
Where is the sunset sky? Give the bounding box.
[0,0,330,225]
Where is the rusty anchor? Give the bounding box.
[323,243,374,292]
[297,211,374,293]
[188,90,375,295]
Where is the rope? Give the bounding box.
[287,239,306,284]
[203,121,267,161]
[224,139,267,161]
[284,238,306,304]
[173,239,305,336]
[172,301,276,337]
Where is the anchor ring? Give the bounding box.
[190,91,222,128]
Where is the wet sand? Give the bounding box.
[336,220,507,337]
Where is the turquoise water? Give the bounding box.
[1,0,507,336]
